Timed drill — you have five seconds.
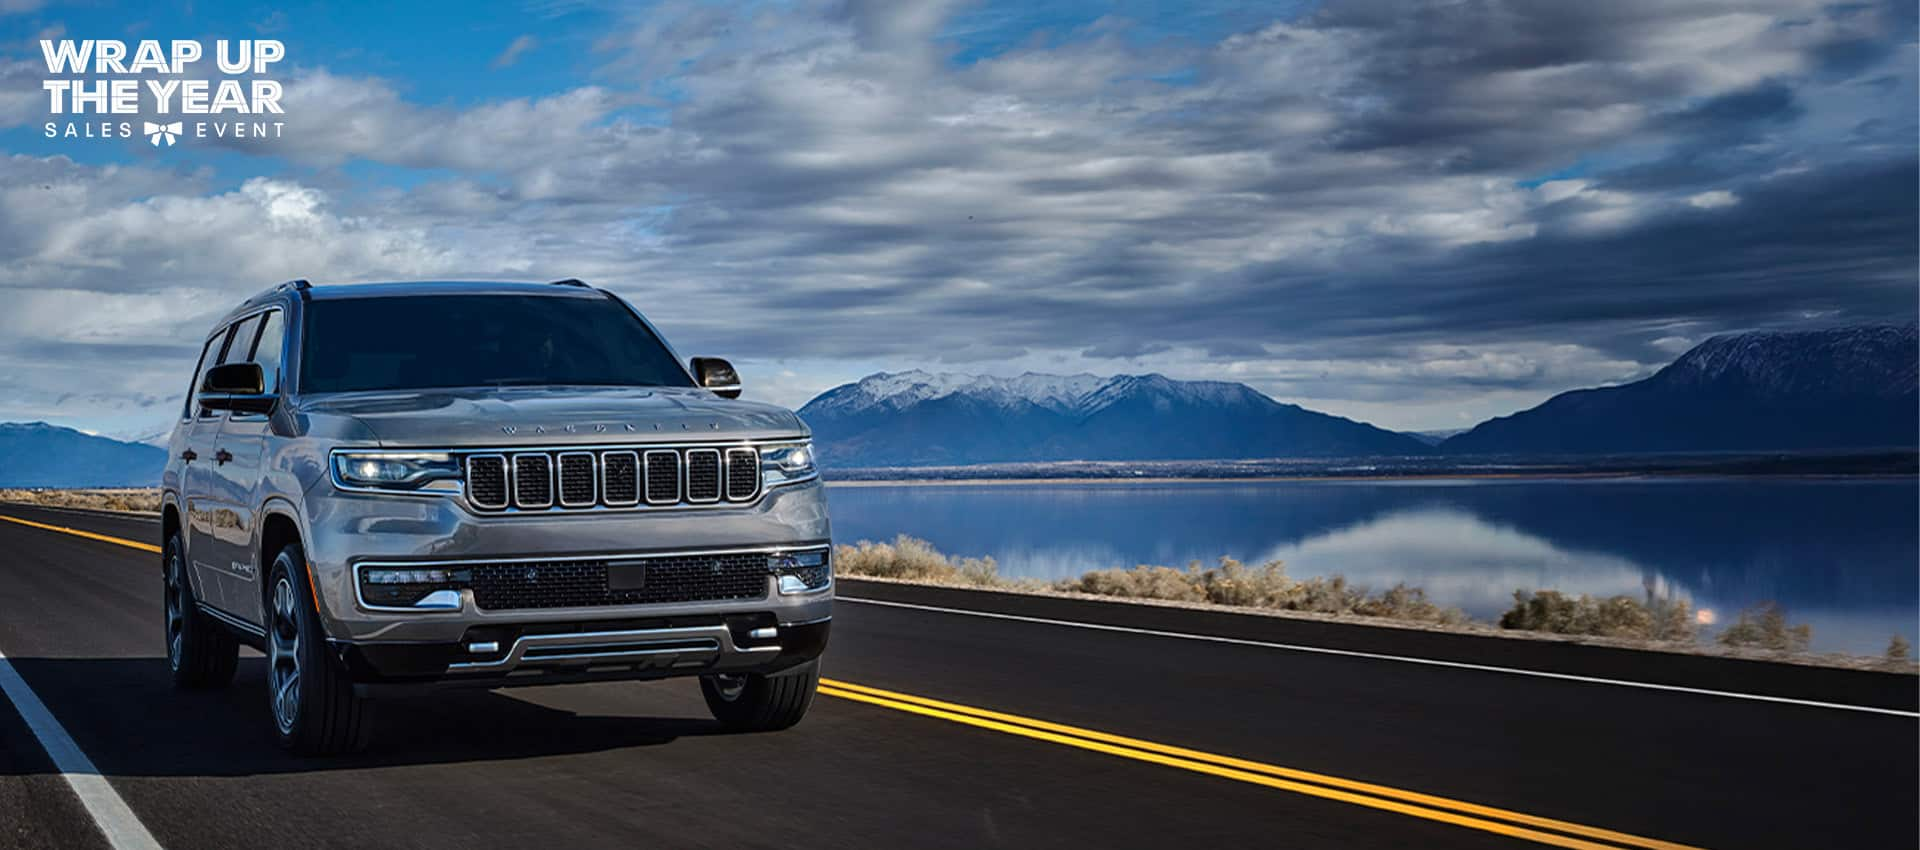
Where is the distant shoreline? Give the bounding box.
[820,449,1919,485]
[824,470,1919,487]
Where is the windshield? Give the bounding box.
[297,294,696,393]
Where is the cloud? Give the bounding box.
[1,0,1913,434]
[491,34,538,69]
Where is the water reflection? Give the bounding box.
[825,478,1918,654]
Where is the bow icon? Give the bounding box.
[143,121,183,147]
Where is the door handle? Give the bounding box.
[214,449,233,465]
[180,449,197,462]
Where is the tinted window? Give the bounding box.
[250,310,285,394]
[197,321,250,418]
[183,335,220,418]
[299,294,695,393]
[218,315,259,364]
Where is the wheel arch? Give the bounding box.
[161,500,181,551]
[257,504,308,613]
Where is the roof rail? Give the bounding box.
[277,279,311,291]
[549,278,591,288]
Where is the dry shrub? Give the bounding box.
[833,535,1001,586]
[1069,564,1205,602]
[0,488,161,514]
[1062,555,1465,625]
[1889,635,1912,662]
[1499,590,1695,641]
[1717,602,1812,652]
[1355,583,1469,626]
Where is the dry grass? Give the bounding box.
[0,487,161,514]
[1066,558,1471,624]
[833,535,1022,588]
[1498,590,1698,643]
[837,539,1470,627]
[1716,602,1813,653]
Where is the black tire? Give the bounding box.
[163,530,238,688]
[265,544,374,755]
[700,660,819,732]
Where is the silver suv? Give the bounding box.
[160,279,831,754]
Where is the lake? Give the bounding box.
[824,477,1919,655]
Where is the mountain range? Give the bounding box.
[799,372,1428,466]
[0,422,168,488]
[801,323,1917,466]
[1,324,1913,485]
[1442,324,1918,454]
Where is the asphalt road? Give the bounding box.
[0,502,1913,850]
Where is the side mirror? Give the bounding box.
[690,357,741,399]
[199,362,276,414]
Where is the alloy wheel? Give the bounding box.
[268,576,302,734]
[164,551,186,670]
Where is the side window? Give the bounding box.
[183,335,220,419]
[197,320,249,418]
[250,310,285,394]
[219,315,260,365]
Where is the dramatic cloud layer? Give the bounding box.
[0,0,1913,437]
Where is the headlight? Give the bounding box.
[760,442,817,487]
[332,452,462,492]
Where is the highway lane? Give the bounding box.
[0,503,1913,849]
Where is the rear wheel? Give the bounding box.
[163,531,237,688]
[266,544,373,755]
[700,660,819,731]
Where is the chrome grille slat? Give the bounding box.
[557,452,596,507]
[602,451,639,506]
[644,450,680,505]
[725,448,759,502]
[466,455,508,509]
[511,453,553,508]
[685,449,721,503]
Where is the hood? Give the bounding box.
[299,386,807,448]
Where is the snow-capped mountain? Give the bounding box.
[798,371,1429,467]
[0,422,167,487]
[1442,324,1919,455]
[802,371,1111,416]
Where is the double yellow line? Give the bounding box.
[0,511,1702,849]
[818,682,1702,850]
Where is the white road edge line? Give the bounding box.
[837,595,1920,719]
[0,648,164,850]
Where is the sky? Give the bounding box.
[0,0,1914,441]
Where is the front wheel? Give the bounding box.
[266,545,373,755]
[700,660,819,732]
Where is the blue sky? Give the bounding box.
[0,0,1914,440]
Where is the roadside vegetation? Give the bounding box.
[0,487,160,513]
[1,491,1902,669]
[1498,590,1696,643]
[833,535,1910,669]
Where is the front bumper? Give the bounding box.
[299,479,832,644]
[335,616,830,690]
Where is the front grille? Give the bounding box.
[686,449,721,502]
[462,553,772,610]
[557,453,596,507]
[467,456,507,509]
[466,444,786,512]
